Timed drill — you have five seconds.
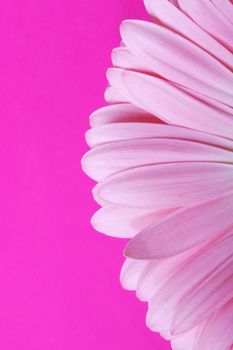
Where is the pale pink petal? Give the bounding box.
[194,301,233,350]
[107,68,233,139]
[146,232,233,334]
[104,85,128,104]
[144,0,233,69]
[172,259,233,334]
[89,104,160,128]
[178,0,233,51]
[82,137,233,182]
[210,0,233,25]
[120,258,150,291]
[120,20,233,105]
[125,191,233,259]
[176,83,233,115]
[92,205,175,238]
[136,249,196,302]
[171,324,205,350]
[93,163,233,210]
[112,47,152,73]
[86,122,233,149]
[106,69,136,105]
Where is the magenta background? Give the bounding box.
[0,1,171,349]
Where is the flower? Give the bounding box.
[82,0,233,349]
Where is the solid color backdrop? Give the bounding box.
[0,1,171,349]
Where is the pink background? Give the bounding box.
[0,1,171,349]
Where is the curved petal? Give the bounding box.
[125,191,233,259]
[120,20,233,106]
[86,122,233,149]
[176,83,233,115]
[107,68,233,139]
[89,104,160,128]
[194,300,233,350]
[144,0,233,69]
[82,137,233,182]
[210,0,233,25]
[136,248,198,302]
[112,47,152,73]
[93,163,233,211]
[92,205,175,238]
[104,86,128,104]
[172,260,233,334]
[120,258,150,291]
[178,0,233,51]
[171,324,205,350]
[146,232,233,334]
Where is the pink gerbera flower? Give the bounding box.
[82,0,233,349]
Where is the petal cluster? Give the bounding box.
[82,1,233,349]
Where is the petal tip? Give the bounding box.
[120,20,144,41]
[143,0,153,14]
[106,67,122,83]
[124,235,150,260]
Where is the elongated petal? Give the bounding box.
[93,163,233,212]
[112,47,152,73]
[82,137,233,181]
[172,259,233,334]
[194,301,233,350]
[136,249,197,302]
[171,324,204,350]
[176,83,233,115]
[120,258,150,291]
[89,104,160,128]
[125,191,233,259]
[211,0,233,25]
[178,0,233,51]
[86,122,233,149]
[91,205,175,238]
[146,233,233,334]
[144,0,233,69]
[104,86,128,104]
[107,68,233,139]
[120,20,233,105]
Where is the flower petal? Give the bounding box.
[94,163,233,210]
[89,104,160,128]
[92,205,175,238]
[125,191,233,259]
[210,0,233,25]
[176,83,233,115]
[144,0,233,69]
[146,232,233,334]
[120,258,150,291]
[136,249,196,302]
[86,122,233,149]
[112,47,152,73]
[172,259,233,334]
[120,20,233,105]
[104,86,127,104]
[107,68,233,139]
[194,300,233,350]
[178,0,233,51]
[171,324,204,350]
[83,137,233,182]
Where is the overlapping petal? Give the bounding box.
[82,1,233,349]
